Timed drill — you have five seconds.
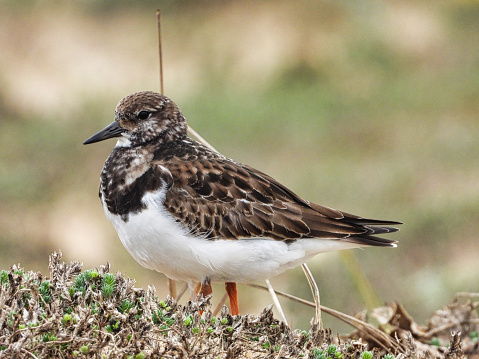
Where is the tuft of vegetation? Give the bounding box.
[0,253,475,358]
[39,280,51,305]
[101,272,116,299]
[0,270,8,287]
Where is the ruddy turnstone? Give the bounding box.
[84,91,400,315]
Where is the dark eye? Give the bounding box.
[137,111,150,120]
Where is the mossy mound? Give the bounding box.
[0,252,474,358]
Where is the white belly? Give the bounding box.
[102,190,362,284]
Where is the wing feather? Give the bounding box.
[157,141,400,246]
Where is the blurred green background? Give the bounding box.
[1,0,478,331]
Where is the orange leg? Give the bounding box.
[199,279,212,298]
[225,282,239,316]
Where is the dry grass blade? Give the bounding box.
[246,283,404,353]
[187,126,219,152]
[156,9,164,95]
[340,250,381,309]
[265,279,288,325]
[302,263,322,328]
[212,292,229,316]
[176,282,189,301]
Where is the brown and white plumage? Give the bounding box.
[84,91,400,315]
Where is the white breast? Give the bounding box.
[102,189,363,284]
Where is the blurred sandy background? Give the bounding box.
[1,1,478,331]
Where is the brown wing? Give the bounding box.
[161,153,400,246]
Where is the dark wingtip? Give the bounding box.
[346,218,403,226]
[343,217,401,247]
[348,234,399,247]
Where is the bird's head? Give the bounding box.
[83,91,187,147]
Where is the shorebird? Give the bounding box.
[84,91,400,315]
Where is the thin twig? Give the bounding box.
[21,348,39,359]
[265,279,288,326]
[176,283,189,301]
[157,10,176,300]
[187,126,218,152]
[302,263,322,328]
[156,9,164,95]
[213,292,229,316]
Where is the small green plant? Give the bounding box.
[70,270,100,297]
[73,273,87,295]
[311,348,326,359]
[101,273,116,299]
[328,345,337,354]
[7,310,16,326]
[136,352,146,359]
[470,331,478,342]
[361,351,372,359]
[106,319,120,333]
[62,314,72,324]
[152,309,174,326]
[13,269,23,276]
[0,270,8,287]
[382,354,395,359]
[220,317,228,325]
[90,302,99,314]
[42,333,58,342]
[183,315,193,326]
[118,299,135,314]
[430,338,440,346]
[80,345,89,354]
[39,280,52,305]
[68,287,75,297]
